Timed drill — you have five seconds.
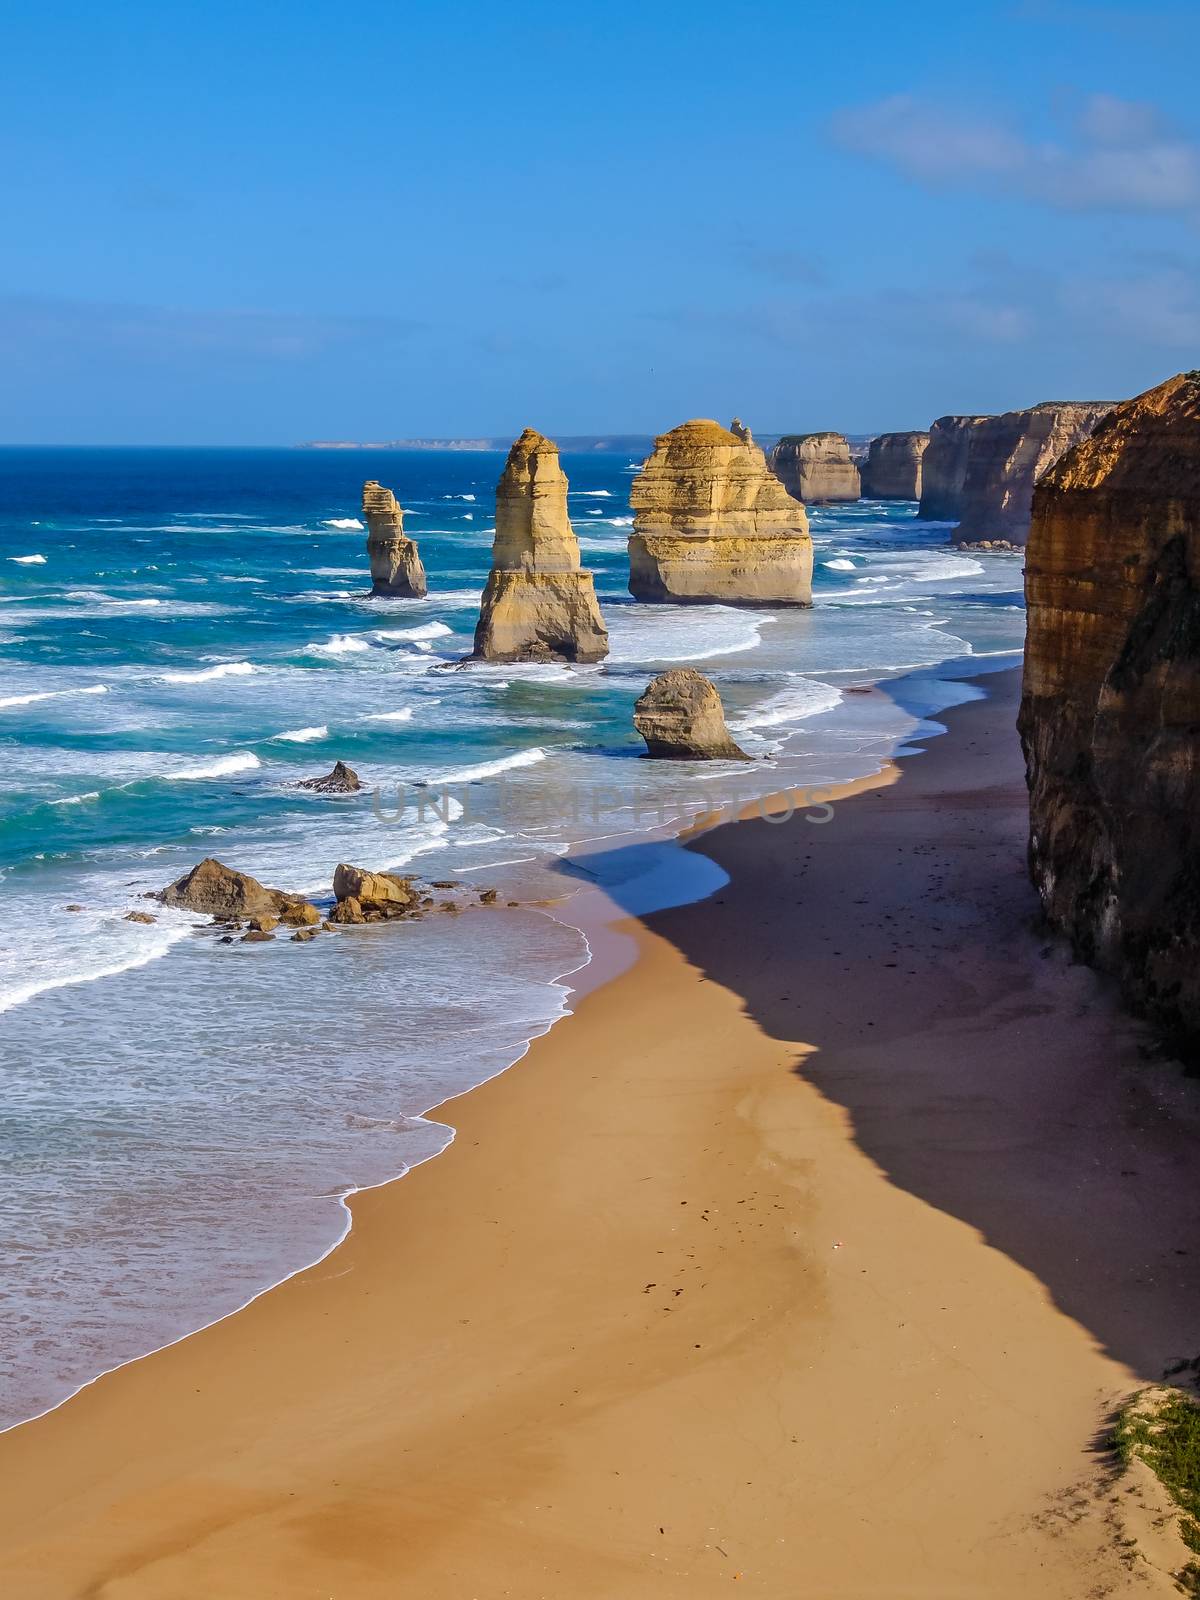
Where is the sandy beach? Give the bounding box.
[1,666,1198,1598]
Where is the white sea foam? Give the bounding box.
[48,791,101,806]
[374,621,453,642]
[729,678,843,732]
[0,684,108,709]
[158,661,257,684]
[824,558,857,572]
[433,747,549,784]
[323,518,364,530]
[305,633,372,656]
[8,554,46,565]
[606,605,771,664]
[361,707,414,723]
[572,490,612,497]
[271,725,328,743]
[166,752,262,781]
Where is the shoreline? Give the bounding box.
[0,658,986,1437]
[3,662,1198,1595]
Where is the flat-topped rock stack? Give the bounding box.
[954,400,1114,547]
[363,480,427,597]
[861,431,930,500]
[1018,371,1200,1052]
[472,429,608,662]
[768,433,860,504]
[628,419,812,605]
[918,415,990,522]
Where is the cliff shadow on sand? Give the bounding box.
[556,669,1200,1386]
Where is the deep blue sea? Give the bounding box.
[0,445,1025,1427]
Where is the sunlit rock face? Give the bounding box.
[861,432,930,500]
[472,429,608,662]
[768,432,860,504]
[629,419,812,605]
[953,401,1115,546]
[1018,372,1200,1053]
[363,481,427,597]
[918,415,991,522]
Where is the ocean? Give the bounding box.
[0,445,1026,1428]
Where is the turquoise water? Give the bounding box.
[0,447,1025,1426]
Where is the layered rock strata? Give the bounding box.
[363,480,427,597]
[634,668,749,760]
[472,430,608,662]
[954,401,1114,545]
[629,420,812,605]
[918,415,990,521]
[1018,371,1200,1051]
[861,431,930,500]
[768,433,860,503]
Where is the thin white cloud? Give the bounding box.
[830,93,1200,215]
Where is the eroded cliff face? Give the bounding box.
[629,419,812,605]
[954,401,1113,545]
[861,432,930,500]
[1018,371,1200,1052]
[472,429,608,662]
[918,416,989,521]
[363,481,427,597]
[768,432,860,504]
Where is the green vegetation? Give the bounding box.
[1114,1388,1200,1593]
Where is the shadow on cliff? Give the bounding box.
[556,670,1200,1384]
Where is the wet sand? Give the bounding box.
[1,667,1197,1598]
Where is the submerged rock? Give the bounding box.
[1018,371,1200,1052]
[629,420,812,605]
[472,429,608,662]
[157,857,319,924]
[861,432,930,500]
[918,415,991,522]
[954,400,1114,545]
[123,910,156,924]
[363,480,427,598]
[299,760,362,794]
[768,433,860,504]
[634,668,750,760]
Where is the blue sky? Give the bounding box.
[1,0,1197,442]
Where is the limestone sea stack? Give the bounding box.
[363,480,427,597]
[768,433,860,504]
[634,668,749,760]
[918,415,990,521]
[628,420,812,605]
[953,401,1114,546]
[1018,372,1200,1051]
[861,431,930,500]
[472,429,608,662]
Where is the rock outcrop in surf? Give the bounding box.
[472,429,609,662]
[628,420,812,605]
[364,480,427,598]
[633,668,749,760]
[954,401,1114,546]
[768,433,860,504]
[157,858,321,925]
[1018,371,1200,1053]
[861,432,929,500]
[299,761,361,793]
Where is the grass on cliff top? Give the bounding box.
[1113,1388,1200,1591]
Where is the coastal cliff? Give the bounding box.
[918,416,989,521]
[472,429,608,662]
[768,433,860,503]
[954,401,1113,545]
[1018,371,1200,1051]
[861,432,930,500]
[628,419,812,605]
[363,481,427,597]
